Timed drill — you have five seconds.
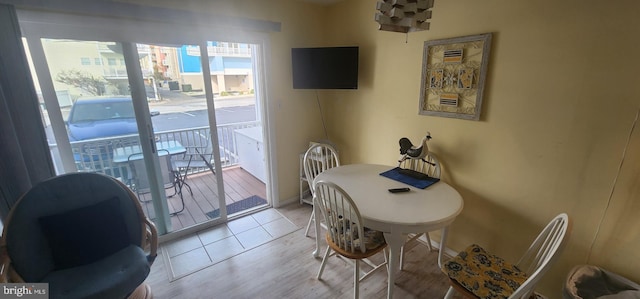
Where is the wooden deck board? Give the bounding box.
[225,168,267,199]
[135,166,267,231]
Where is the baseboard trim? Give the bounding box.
[410,232,458,259]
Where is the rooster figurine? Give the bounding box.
[398,132,433,164]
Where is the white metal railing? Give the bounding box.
[185,45,251,57]
[209,46,251,56]
[58,121,261,182]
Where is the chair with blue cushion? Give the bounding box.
[0,172,158,299]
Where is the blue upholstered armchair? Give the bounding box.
[0,172,158,299]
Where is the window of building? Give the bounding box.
[94,58,102,65]
[80,57,91,65]
[108,58,116,65]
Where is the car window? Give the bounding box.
[70,101,135,122]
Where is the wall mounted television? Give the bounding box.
[291,46,359,89]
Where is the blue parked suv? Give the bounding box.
[67,96,141,141]
[67,97,137,141]
[68,97,159,176]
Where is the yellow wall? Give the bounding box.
[131,0,640,295]
[322,0,640,295]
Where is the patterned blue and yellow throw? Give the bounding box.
[442,244,529,299]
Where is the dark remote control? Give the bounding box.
[388,187,410,193]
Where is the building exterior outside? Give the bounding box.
[178,42,254,95]
[40,39,254,106]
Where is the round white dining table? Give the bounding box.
[313,164,464,299]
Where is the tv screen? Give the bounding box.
[291,46,359,89]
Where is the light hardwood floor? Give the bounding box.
[145,203,457,299]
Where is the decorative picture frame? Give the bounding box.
[419,33,492,120]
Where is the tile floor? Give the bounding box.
[161,208,299,280]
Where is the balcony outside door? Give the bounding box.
[25,38,270,236]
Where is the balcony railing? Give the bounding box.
[58,121,260,182]
[102,67,128,78]
[185,45,251,57]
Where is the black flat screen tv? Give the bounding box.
[291,46,359,89]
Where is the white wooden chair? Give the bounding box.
[398,153,441,269]
[303,143,340,237]
[442,213,571,299]
[314,180,388,299]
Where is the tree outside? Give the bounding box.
[55,69,107,96]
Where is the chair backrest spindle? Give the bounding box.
[443,213,570,299]
[304,143,340,196]
[398,153,441,179]
[315,180,367,254]
[511,214,570,299]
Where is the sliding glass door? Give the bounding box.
[26,38,177,232]
[131,41,269,231]
[21,16,271,236]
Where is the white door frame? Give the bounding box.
[16,6,280,237]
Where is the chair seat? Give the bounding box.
[327,228,386,259]
[42,245,150,299]
[442,244,529,299]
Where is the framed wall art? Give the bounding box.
[419,33,492,120]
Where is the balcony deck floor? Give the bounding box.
[137,166,267,231]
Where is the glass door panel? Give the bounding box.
[128,41,270,232]
[36,39,141,178]
[29,38,174,231]
[135,43,224,230]
[203,40,268,217]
